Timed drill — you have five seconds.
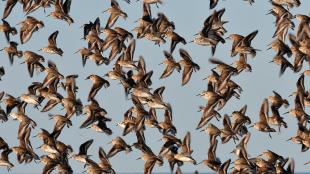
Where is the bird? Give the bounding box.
[72,139,94,163]
[18,16,45,44]
[39,30,63,56]
[103,0,128,28]
[178,49,200,86]
[174,132,196,165]
[85,75,110,101]
[0,19,17,42]
[48,0,74,25]
[0,41,22,65]
[2,0,18,19]
[107,136,132,158]
[250,99,276,138]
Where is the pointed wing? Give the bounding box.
[99,147,111,165]
[259,99,269,123]
[3,0,18,19]
[88,81,104,101]
[181,132,191,154]
[106,13,120,28]
[160,65,175,79]
[124,39,136,61]
[153,86,165,101]
[181,65,194,86]
[243,30,258,46]
[138,56,146,74]
[107,145,122,158]
[63,0,72,14]
[79,139,94,155]
[240,105,247,115]
[179,48,192,62]
[223,114,233,130]
[144,159,156,174]
[48,30,59,46]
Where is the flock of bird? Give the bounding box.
[0,0,309,173]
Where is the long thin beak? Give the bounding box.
[15,21,23,26]
[266,9,272,15]
[283,111,289,115]
[36,146,41,149]
[248,125,254,128]
[196,161,203,165]
[136,157,141,160]
[268,60,274,63]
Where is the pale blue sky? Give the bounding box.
[0,0,309,173]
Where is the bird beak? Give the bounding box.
[36,146,42,149]
[196,161,203,165]
[283,111,289,115]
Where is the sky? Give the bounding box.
[0,0,309,173]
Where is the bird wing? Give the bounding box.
[79,139,94,155]
[48,30,59,46]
